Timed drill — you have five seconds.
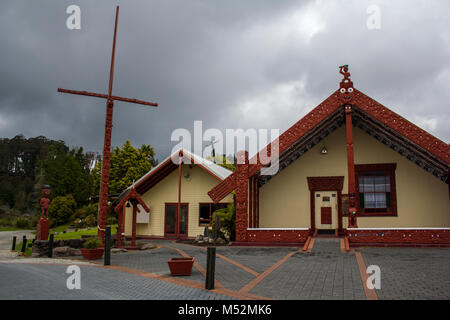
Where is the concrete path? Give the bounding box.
[0,230,34,259]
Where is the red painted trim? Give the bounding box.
[355,163,398,217]
[302,236,311,251]
[164,202,189,238]
[347,229,450,246]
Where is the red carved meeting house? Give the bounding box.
[207,67,450,247]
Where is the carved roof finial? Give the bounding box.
[338,65,354,101]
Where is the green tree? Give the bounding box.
[212,203,236,241]
[43,147,91,206]
[92,140,157,195]
[206,154,236,172]
[48,194,77,226]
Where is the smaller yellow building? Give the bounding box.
[118,149,233,241]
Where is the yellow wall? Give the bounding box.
[258,126,450,228]
[124,165,233,238]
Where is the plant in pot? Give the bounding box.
[81,237,103,260]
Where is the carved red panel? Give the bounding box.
[321,207,332,224]
[347,229,450,245]
[246,230,309,243]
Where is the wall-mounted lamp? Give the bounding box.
[320,146,328,155]
[126,201,131,208]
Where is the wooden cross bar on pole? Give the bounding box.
[58,6,158,242]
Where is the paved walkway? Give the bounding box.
[0,263,233,300]
[1,233,449,300]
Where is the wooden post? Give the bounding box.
[177,150,183,239]
[48,234,54,258]
[11,236,16,251]
[205,247,216,290]
[131,202,137,247]
[345,104,358,228]
[104,226,111,266]
[235,151,249,242]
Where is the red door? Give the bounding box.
[321,207,332,225]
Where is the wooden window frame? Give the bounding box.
[355,163,397,217]
[198,202,231,226]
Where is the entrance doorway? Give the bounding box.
[314,191,338,231]
[164,203,188,238]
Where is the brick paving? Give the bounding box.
[249,238,366,300]
[1,235,449,300]
[0,262,234,300]
[360,247,450,300]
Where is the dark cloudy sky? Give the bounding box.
[1,0,449,161]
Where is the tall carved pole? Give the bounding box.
[37,185,51,241]
[57,6,158,243]
[97,6,120,241]
[235,151,249,242]
[345,104,358,228]
[339,65,358,228]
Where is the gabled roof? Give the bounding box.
[208,72,449,203]
[115,148,233,205]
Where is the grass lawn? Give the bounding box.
[53,225,118,240]
[0,227,30,232]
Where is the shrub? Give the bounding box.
[83,237,101,249]
[15,217,30,229]
[212,203,235,241]
[48,195,77,226]
[84,214,97,227]
[107,216,117,225]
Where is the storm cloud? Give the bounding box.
[0,0,449,161]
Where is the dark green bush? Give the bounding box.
[15,217,30,229]
[83,237,101,249]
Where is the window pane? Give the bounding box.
[374,193,386,208]
[166,205,176,233]
[212,203,227,212]
[364,176,374,192]
[385,177,390,192]
[374,176,386,192]
[199,204,210,221]
[358,176,364,192]
[364,192,376,208]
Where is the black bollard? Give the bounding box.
[104,226,111,266]
[205,246,216,290]
[21,236,27,253]
[48,234,54,258]
[11,236,17,251]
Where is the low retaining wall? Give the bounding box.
[346,228,450,247]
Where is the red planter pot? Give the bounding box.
[168,257,195,276]
[81,248,104,260]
